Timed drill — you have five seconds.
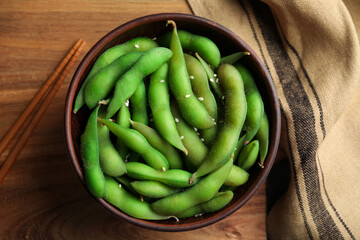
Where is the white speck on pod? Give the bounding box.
[210,78,215,82]
[140,195,144,202]
[185,94,191,98]
[200,138,205,142]
[216,78,220,83]
[125,99,130,107]
[189,75,194,79]
[195,213,203,217]
[119,184,122,188]
[98,99,108,105]
[152,37,157,40]
[198,97,204,101]
[197,132,200,136]
[180,136,184,140]
[134,44,139,48]
[175,117,179,123]
[161,167,166,172]
[193,127,198,131]
[213,73,217,77]
[160,80,165,83]
[221,95,225,100]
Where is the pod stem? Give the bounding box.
[166,20,176,29]
[189,173,197,184]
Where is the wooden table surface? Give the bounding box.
[0,1,266,239]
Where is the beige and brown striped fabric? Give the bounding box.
[187,0,360,239]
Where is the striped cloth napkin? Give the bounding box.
[187,0,360,239]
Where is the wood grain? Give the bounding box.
[0,1,266,239]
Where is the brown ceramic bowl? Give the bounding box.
[64,13,280,232]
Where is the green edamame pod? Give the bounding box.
[237,140,259,171]
[167,20,215,130]
[115,175,139,197]
[106,47,173,118]
[125,162,198,188]
[148,63,187,154]
[184,53,218,145]
[151,158,233,216]
[176,191,234,219]
[80,105,106,198]
[99,119,169,171]
[84,52,143,109]
[232,134,246,161]
[157,29,221,67]
[115,103,131,159]
[130,81,148,125]
[234,63,264,144]
[195,53,223,98]
[223,165,249,187]
[256,112,269,168]
[74,37,158,113]
[97,107,126,177]
[190,64,247,182]
[170,102,208,169]
[130,181,181,199]
[130,120,183,169]
[115,176,153,202]
[104,176,171,220]
[220,51,250,64]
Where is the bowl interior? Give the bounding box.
[65,13,280,232]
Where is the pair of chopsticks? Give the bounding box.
[0,39,86,184]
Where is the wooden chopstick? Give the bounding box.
[0,39,86,184]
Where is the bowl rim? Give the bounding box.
[64,12,281,232]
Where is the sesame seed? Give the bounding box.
[134,44,139,48]
[180,136,184,140]
[175,117,179,123]
[210,78,215,82]
[189,75,194,79]
[160,80,165,83]
[198,97,204,101]
[185,94,191,98]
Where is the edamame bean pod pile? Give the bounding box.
[75,20,270,221]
